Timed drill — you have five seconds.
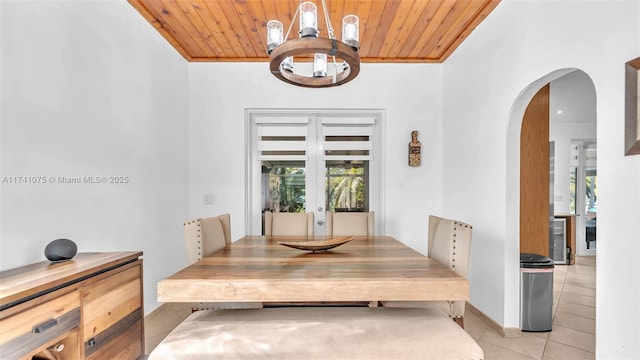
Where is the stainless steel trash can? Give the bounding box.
[520,253,554,332]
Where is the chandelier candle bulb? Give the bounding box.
[299,2,318,37]
[267,20,283,54]
[302,12,315,28]
[313,53,327,77]
[282,56,294,72]
[342,15,360,50]
[344,24,356,40]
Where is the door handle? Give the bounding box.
[317,220,325,225]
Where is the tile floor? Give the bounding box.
[465,256,596,359]
[144,256,596,359]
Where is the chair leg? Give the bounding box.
[453,316,464,329]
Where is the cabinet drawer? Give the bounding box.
[82,264,142,360]
[0,290,80,359]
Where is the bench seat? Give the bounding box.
[148,307,483,360]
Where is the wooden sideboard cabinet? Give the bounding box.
[0,252,144,360]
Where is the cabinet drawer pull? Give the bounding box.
[49,343,65,352]
[32,318,58,333]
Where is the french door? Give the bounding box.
[569,141,597,255]
[246,109,384,235]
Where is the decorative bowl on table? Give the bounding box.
[278,236,353,252]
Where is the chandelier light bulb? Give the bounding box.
[299,2,318,37]
[270,29,280,40]
[282,56,294,72]
[345,24,356,39]
[302,12,315,28]
[342,15,360,50]
[267,20,283,54]
[313,53,327,77]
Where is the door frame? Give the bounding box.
[245,108,385,236]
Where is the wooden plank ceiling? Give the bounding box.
[128,0,500,63]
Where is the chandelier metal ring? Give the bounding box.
[269,37,360,88]
[266,0,360,88]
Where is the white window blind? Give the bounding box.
[570,144,580,167]
[255,116,310,161]
[570,143,597,167]
[321,117,375,161]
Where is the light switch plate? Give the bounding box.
[203,194,215,205]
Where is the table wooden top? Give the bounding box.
[158,236,468,303]
[0,252,142,309]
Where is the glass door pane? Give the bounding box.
[325,160,368,212]
[261,160,371,235]
[261,161,306,234]
[585,167,597,249]
[569,166,578,214]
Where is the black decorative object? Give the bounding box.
[44,238,77,262]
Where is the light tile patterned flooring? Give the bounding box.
[144,256,596,359]
[466,256,596,359]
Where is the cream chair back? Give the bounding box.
[184,213,231,264]
[383,215,472,328]
[264,211,314,236]
[428,215,472,280]
[428,215,473,320]
[184,214,263,310]
[326,211,375,236]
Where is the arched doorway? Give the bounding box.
[506,68,597,328]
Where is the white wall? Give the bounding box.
[442,0,639,358]
[188,63,443,255]
[0,0,190,314]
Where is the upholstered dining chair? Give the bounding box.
[382,215,473,328]
[326,211,375,236]
[184,214,262,311]
[184,214,231,265]
[264,211,314,235]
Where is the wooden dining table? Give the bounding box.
[157,236,469,303]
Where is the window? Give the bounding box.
[326,160,367,212]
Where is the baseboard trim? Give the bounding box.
[466,302,521,338]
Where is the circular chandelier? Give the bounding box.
[266,1,360,88]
